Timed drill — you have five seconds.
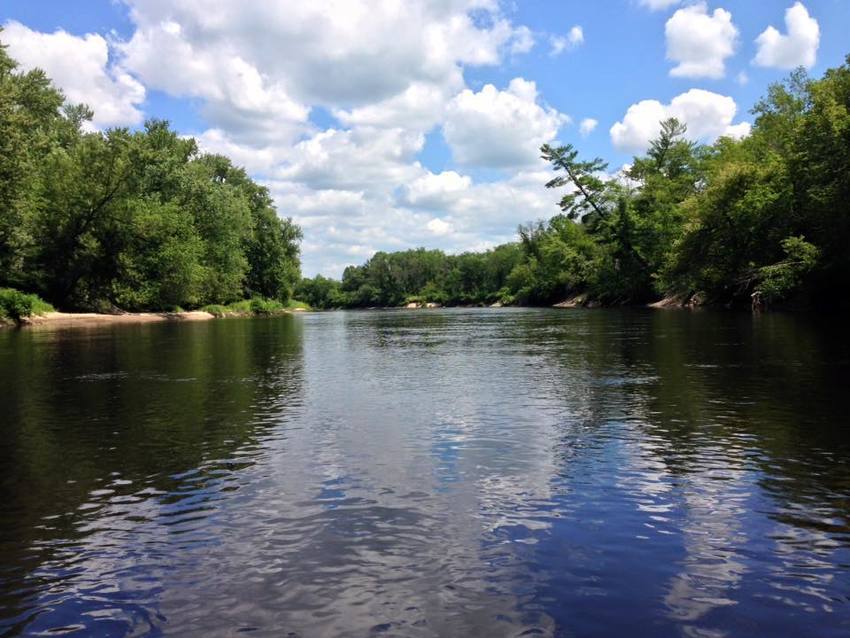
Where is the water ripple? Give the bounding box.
[1,310,849,636]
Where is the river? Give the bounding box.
[1,308,848,637]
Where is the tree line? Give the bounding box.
[0,35,301,313]
[4,27,848,315]
[299,57,850,311]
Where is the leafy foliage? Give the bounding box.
[299,245,523,309]
[302,58,850,312]
[200,297,294,317]
[540,143,613,223]
[3,29,848,314]
[756,236,820,303]
[664,58,850,307]
[0,37,301,312]
[0,288,53,323]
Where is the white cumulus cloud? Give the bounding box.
[1,20,145,128]
[665,3,738,79]
[404,171,472,208]
[112,1,555,276]
[579,118,598,137]
[753,2,820,70]
[193,128,292,176]
[639,0,680,10]
[427,218,453,236]
[510,26,535,54]
[333,73,463,134]
[549,25,584,56]
[443,78,568,168]
[0,2,579,278]
[117,0,533,144]
[610,89,750,152]
[278,126,425,191]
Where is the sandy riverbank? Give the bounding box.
[18,310,218,329]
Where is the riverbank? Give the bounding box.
[0,288,312,329]
[551,292,693,310]
[3,308,309,330]
[19,310,217,329]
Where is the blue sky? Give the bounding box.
[2,1,848,276]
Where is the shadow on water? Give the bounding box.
[0,316,304,636]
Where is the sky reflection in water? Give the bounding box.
[0,308,849,637]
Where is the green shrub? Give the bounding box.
[201,304,228,317]
[0,289,54,323]
[0,289,32,322]
[29,296,55,315]
[200,298,289,317]
[249,297,284,315]
[756,236,820,303]
[225,300,253,313]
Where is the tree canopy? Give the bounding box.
[4,29,848,314]
[0,35,301,312]
[301,57,850,311]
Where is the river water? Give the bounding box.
[1,308,849,637]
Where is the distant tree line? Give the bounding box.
[0,35,301,312]
[297,245,523,309]
[299,57,850,311]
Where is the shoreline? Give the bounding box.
[8,309,300,330]
[19,310,218,329]
[4,300,787,330]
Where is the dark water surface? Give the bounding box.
[1,308,849,637]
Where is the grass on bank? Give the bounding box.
[201,298,310,317]
[0,289,309,326]
[0,288,55,324]
[0,284,310,325]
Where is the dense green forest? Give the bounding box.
[299,58,850,311]
[0,37,301,314]
[3,29,849,316]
